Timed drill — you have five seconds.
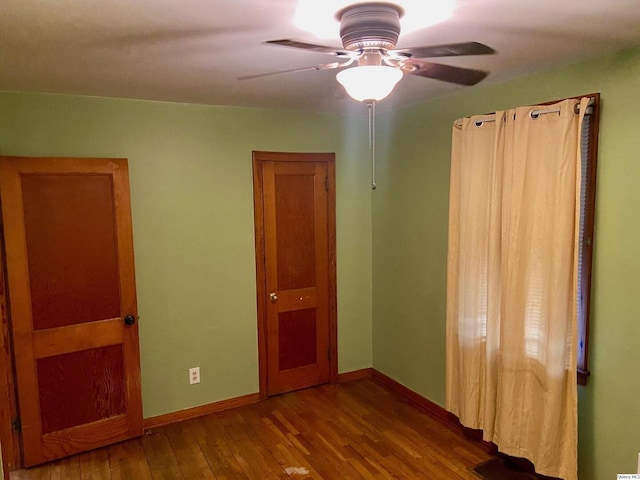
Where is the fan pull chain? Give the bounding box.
[368,100,377,190]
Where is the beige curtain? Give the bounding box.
[446,98,590,480]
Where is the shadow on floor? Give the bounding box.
[473,455,560,480]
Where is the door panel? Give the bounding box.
[274,172,317,290]
[0,156,142,466]
[21,174,121,330]
[37,344,126,434]
[253,152,337,397]
[278,308,318,371]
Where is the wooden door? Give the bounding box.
[0,156,143,467]
[253,152,337,397]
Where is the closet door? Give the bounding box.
[253,152,337,396]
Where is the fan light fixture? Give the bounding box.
[336,65,403,101]
[249,2,494,190]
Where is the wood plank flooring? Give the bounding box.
[10,379,492,479]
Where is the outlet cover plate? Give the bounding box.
[189,367,200,384]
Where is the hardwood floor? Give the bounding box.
[10,379,492,479]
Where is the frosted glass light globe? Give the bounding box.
[336,66,403,102]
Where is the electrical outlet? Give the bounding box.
[189,367,200,385]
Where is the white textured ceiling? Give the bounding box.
[1,0,640,114]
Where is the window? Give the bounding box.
[524,93,600,385]
[576,93,600,385]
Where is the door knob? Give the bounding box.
[269,292,278,303]
[124,315,136,326]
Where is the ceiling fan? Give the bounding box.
[240,2,496,102]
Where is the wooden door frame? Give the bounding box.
[0,205,20,477]
[252,151,338,400]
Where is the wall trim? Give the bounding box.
[371,369,497,454]
[143,392,261,430]
[336,368,373,383]
[371,370,453,426]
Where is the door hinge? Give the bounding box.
[325,176,329,192]
[12,417,21,432]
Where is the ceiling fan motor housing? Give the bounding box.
[337,2,404,51]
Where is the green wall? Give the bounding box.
[372,47,640,480]
[0,93,373,418]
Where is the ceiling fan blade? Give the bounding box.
[402,60,489,86]
[238,62,343,81]
[265,39,352,57]
[393,42,495,59]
